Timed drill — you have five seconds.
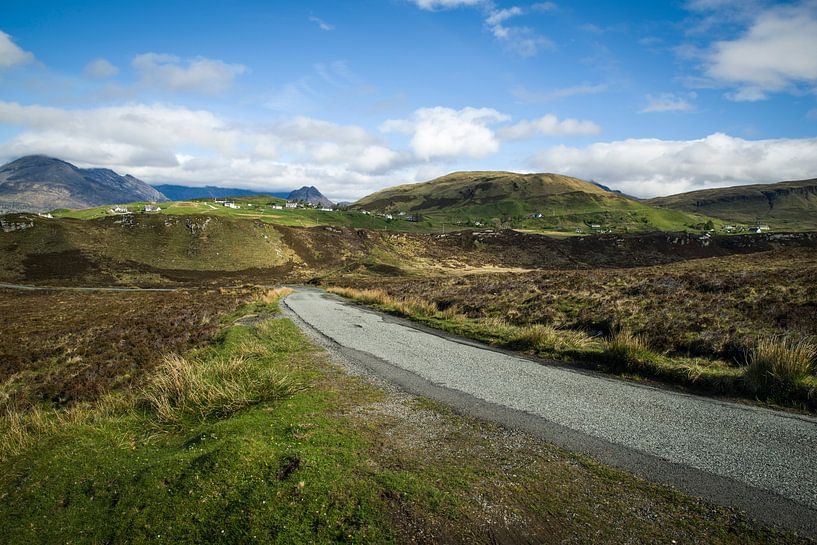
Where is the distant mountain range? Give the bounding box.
[153,184,289,201]
[0,156,167,213]
[287,186,333,207]
[2,155,815,232]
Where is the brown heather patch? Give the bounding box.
[333,247,817,362]
[0,287,255,410]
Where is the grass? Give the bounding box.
[138,353,302,425]
[603,330,657,370]
[327,286,817,411]
[0,291,394,543]
[746,336,816,392]
[0,288,812,543]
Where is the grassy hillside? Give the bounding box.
[353,171,722,233]
[51,197,436,232]
[4,213,814,288]
[648,178,817,231]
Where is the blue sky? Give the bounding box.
[1,0,816,200]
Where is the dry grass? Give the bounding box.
[604,330,655,369]
[328,287,437,317]
[745,337,816,390]
[509,323,596,352]
[0,395,128,460]
[329,287,596,353]
[139,353,301,425]
[261,287,294,304]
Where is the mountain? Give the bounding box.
[287,186,333,207]
[0,156,167,213]
[352,171,709,232]
[647,178,817,230]
[152,184,289,201]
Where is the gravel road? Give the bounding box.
[284,288,817,538]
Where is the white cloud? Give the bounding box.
[486,7,523,30]
[0,30,35,68]
[724,87,767,102]
[498,114,600,139]
[132,53,247,95]
[511,83,608,103]
[0,101,422,200]
[84,58,119,78]
[381,106,508,160]
[308,16,334,31]
[531,2,557,11]
[640,92,695,113]
[410,1,551,56]
[485,6,552,56]
[703,2,817,98]
[411,0,484,10]
[529,133,817,197]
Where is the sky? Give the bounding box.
[1,0,816,201]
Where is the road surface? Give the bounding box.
[283,288,817,538]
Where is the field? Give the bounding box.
[328,246,817,410]
[48,187,729,235]
[0,288,807,544]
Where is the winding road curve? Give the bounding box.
[283,288,817,538]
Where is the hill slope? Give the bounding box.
[647,178,817,230]
[152,184,289,201]
[354,171,711,232]
[0,156,167,213]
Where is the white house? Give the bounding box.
[143,205,162,213]
[285,202,298,209]
[384,213,393,220]
[110,206,129,214]
[319,207,334,212]
[271,205,283,210]
[224,202,240,209]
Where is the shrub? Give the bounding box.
[139,354,301,425]
[745,337,816,392]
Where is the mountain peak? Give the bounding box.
[0,156,168,213]
[287,186,333,207]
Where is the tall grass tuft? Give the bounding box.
[508,323,595,353]
[745,336,816,391]
[604,330,654,369]
[262,287,294,304]
[139,353,301,425]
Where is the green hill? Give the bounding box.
[647,178,817,231]
[353,171,719,233]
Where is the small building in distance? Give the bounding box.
[143,205,162,213]
[271,205,283,210]
[110,206,130,214]
[285,202,298,209]
[223,202,240,209]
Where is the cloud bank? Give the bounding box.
[530,132,817,197]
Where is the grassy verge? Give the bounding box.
[326,286,817,411]
[0,288,811,543]
[0,290,392,543]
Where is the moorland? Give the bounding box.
[1,165,816,543]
